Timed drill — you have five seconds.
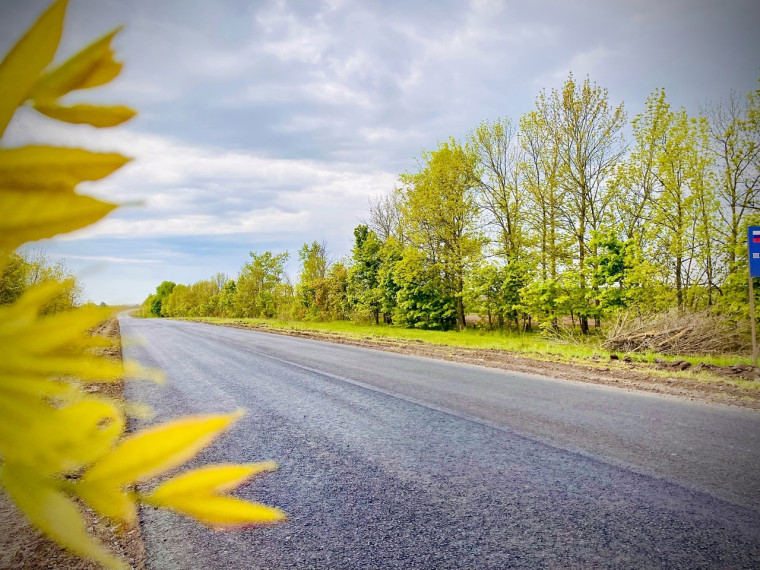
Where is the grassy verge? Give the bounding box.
[191,317,754,368]
[175,316,760,406]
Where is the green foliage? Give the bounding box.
[393,247,457,330]
[295,241,328,319]
[465,261,531,330]
[470,118,528,261]
[139,70,759,347]
[398,138,484,329]
[236,251,290,318]
[143,280,175,317]
[348,225,383,323]
[0,250,81,312]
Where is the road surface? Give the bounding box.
[121,315,760,569]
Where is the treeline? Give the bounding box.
[0,251,82,313]
[144,74,760,333]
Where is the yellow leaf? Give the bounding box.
[0,189,116,250]
[147,494,286,529]
[0,146,131,191]
[0,463,129,570]
[0,395,124,474]
[1,353,124,383]
[54,397,125,468]
[149,462,278,499]
[0,284,123,381]
[123,401,155,420]
[74,479,137,524]
[28,27,123,101]
[0,298,112,352]
[78,56,123,91]
[0,374,76,399]
[0,0,66,136]
[32,102,136,127]
[144,463,285,529]
[81,411,244,487]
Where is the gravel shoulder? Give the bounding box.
[202,319,760,409]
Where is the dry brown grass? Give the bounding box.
[603,310,750,356]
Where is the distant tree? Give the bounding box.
[0,253,30,305]
[236,251,290,318]
[218,279,237,317]
[465,261,531,330]
[145,280,176,317]
[296,241,329,319]
[325,262,350,320]
[377,238,403,324]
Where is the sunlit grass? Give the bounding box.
[192,316,754,369]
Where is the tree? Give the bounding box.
[348,225,384,324]
[377,238,403,324]
[393,247,458,330]
[465,260,532,330]
[0,253,30,305]
[236,251,290,318]
[398,138,484,330]
[634,89,717,310]
[519,109,569,283]
[470,118,527,261]
[144,280,175,317]
[367,192,404,242]
[325,262,350,320]
[704,86,760,274]
[296,241,329,319]
[531,73,627,332]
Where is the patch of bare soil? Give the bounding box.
[0,318,148,570]
[213,321,760,410]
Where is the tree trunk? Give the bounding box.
[456,296,466,331]
[675,255,683,310]
[456,275,466,331]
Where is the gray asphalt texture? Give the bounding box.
[120,316,760,569]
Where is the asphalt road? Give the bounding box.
[121,315,760,569]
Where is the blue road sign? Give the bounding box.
[750,226,760,278]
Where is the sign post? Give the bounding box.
[749,226,760,367]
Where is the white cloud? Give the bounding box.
[59,208,312,240]
[256,1,332,64]
[5,110,395,242]
[52,254,161,264]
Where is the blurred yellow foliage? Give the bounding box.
[0,1,285,568]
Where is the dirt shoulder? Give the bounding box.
[0,318,148,570]
[207,320,760,410]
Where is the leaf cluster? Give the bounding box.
[0,2,284,568]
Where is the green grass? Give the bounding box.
[191,316,754,368]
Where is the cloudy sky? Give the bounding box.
[2,0,759,304]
